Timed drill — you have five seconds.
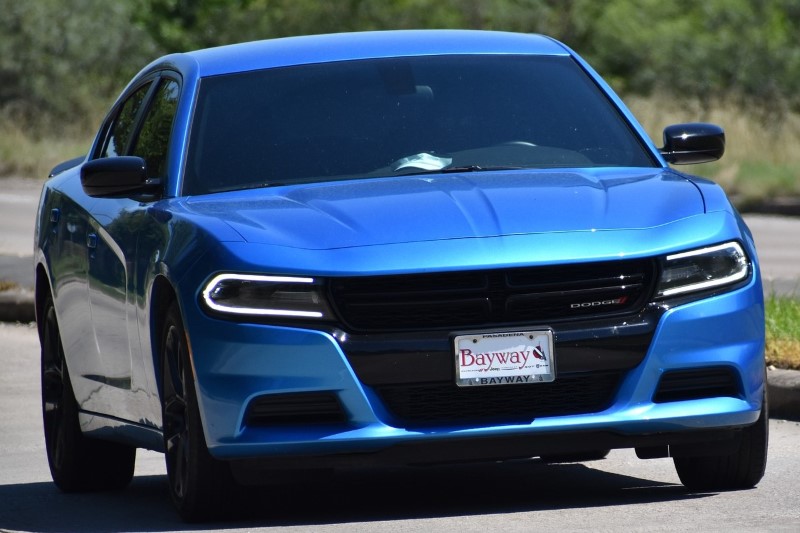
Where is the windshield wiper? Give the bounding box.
[224,182,289,192]
[442,165,521,173]
[395,165,523,176]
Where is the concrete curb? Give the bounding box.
[739,197,800,218]
[0,289,35,323]
[767,368,800,421]
[0,290,797,421]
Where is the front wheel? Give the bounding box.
[40,294,135,491]
[161,301,236,522]
[673,394,768,491]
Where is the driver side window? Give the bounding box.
[131,79,180,180]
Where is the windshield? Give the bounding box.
[184,55,656,195]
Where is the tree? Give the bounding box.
[586,0,800,113]
[0,0,157,131]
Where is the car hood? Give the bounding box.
[183,168,706,250]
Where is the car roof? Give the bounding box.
[156,30,572,78]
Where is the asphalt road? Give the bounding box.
[1,321,799,531]
[746,215,800,297]
[0,178,39,259]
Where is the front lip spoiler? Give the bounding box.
[227,424,749,484]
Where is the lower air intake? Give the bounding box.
[245,392,347,426]
[653,367,741,403]
[375,371,623,428]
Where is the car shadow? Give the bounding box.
[0,459,712,532]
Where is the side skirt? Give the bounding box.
[78,411,164,452]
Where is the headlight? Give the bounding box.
[655,242,750,298]
[202,274,331,318]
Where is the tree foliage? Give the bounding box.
[0,0,156,131]
[586,0,800,114]
[2,0,800,133]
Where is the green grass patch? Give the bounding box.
[765,295,800,370]
[732,160,800,205]
[0,281,19,292]
[626,95,800,206]
[0,123,92,180]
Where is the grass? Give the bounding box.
[0,122,92,180]
[0,281,19,292]
[626,95,800,205]
[765,295,800,370]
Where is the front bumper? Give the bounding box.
[182,272,765,462]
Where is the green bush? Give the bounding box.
[0,0,156,132]
[4,0,800,189]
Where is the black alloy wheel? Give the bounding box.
[40,294,135,491]
[161,301,236,522]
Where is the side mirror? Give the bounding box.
[659,123,725,165]
[80,156,160,198]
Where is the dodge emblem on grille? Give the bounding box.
[570,296,628,309]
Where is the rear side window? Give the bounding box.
[100,82,152,158]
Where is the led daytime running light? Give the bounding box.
[202,273,324,318]
[658,242,749,298]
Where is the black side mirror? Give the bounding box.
[659,123,725,165]
[80,156,160,198]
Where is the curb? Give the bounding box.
[0,291,797,421]
[739,197,800,218]
[0,289,35,323]
[767,368,800,421]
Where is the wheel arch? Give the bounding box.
[149,275,179,400]
[35,262,53,342]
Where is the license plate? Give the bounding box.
[454,330,555,387]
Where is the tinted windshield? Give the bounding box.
[184,55,656,195]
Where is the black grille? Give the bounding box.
[329,259,655,332]
[245,392,347,426]
[653,367,742,403]
[374,371,622,428]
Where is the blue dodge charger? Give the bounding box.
[35,30,767,521]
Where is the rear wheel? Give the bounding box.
[674,394,768,491]
[161,301,236,522]
[40,295,135,491]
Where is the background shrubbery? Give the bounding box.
[2,0,800,200]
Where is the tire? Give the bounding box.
[161,301,236,522]
[673,393,769,491]
[539,449,611,463]
[40,294,136,491]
